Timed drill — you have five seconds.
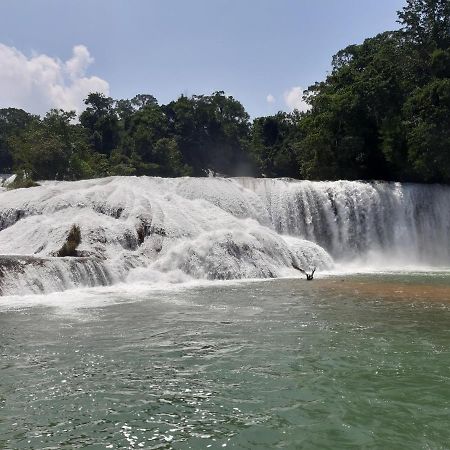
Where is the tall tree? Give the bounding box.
[10,109,90,180]
[0,108,37,173]
[403,78,450,181]
[398,0,450,48]
[250,112,303,178]
[79,93,119,155]
[165,92,251,176]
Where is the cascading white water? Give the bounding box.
[238,178,450,265]
[0,256,115,295]
[0,176,449,295]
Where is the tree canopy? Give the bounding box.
[1,0,449,184]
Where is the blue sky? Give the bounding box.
[0,0,405,117]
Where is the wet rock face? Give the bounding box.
[0,208,28,232]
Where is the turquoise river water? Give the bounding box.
[1,273,450,449]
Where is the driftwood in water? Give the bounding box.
[292,262,316,281]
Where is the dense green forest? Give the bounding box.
[1,0,449,184]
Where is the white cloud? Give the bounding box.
[0,43,109,115]
[266,94,275,104]
[283,86,310,113]
[65,45,94,79]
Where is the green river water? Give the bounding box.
[1,273,450,449]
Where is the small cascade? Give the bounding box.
[0,256,117,296]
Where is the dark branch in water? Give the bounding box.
[292,262,316,281]
[307,267,316,281]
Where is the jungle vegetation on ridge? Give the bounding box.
[1,0,449,183]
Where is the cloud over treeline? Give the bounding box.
[0,44,109,115]
[284,86,310,113]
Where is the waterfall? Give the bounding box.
[238,178,450,265]
[0,176,449,295]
